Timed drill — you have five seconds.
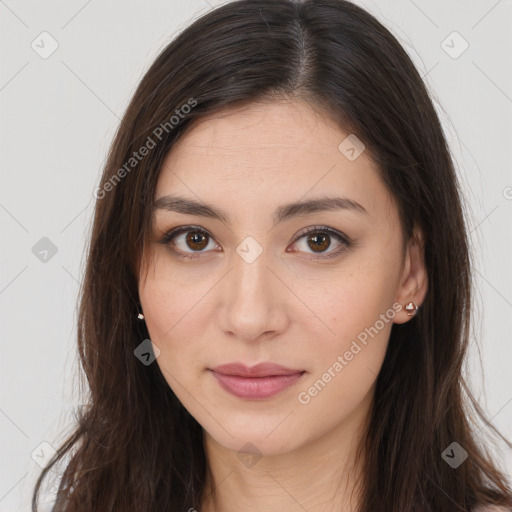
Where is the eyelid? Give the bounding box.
[293,225,351,245]
[158,224,351,260]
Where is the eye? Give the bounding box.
[159,225,351,261]
[159,226,219,260]
[288,226,351,260]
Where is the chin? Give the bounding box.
[205,422,302,458]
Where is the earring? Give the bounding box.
[137,312,145,320]
[404,302,418,316]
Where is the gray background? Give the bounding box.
[1,0,511,510]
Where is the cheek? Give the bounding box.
[296,257,398,399]
[138,253,216,393]
[139,279,203,402]
[314,265,397,352]
[138,250,211,341]
[295,285,393,427]
[305,289,392,394]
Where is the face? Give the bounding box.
[138,98,424,456]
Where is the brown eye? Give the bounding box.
[306,233,331,253]
[186,231,209,251]
[160,226,218,260]
[289,226,351,260]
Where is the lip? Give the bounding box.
[211,362,304,377]
[209,362,306,400]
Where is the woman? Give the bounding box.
[32,0,512,510]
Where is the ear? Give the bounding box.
[393,225,429,324]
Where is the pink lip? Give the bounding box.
[209,362,306,400]
[211,362,304,377]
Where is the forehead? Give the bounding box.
[155,99,396,224]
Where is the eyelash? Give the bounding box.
[158,225,352,262]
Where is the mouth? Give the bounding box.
[208,362,306,400]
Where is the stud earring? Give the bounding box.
[404,302,418,316]
[137,312,145,320]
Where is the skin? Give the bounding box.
[138,98,428,512]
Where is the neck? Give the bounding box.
[199,391,371,512]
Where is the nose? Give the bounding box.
[217,247,289,343]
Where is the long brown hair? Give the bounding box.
[32,1,512,510]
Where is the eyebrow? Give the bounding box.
[153,194,368,228]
